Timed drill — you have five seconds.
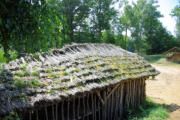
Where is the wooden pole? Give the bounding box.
[61,101,64,120]
[56,104,58,120]
[45,107,48,120]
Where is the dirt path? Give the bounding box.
[146,64,180,120]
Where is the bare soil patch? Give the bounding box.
[146,64,180,120]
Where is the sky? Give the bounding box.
[115,0,179,36]
[157,0,179,35]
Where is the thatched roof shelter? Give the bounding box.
[163,47,180,55]
[0,43,159,120]
[167,52,180,63]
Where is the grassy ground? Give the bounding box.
[127,98,169,120]
[143,54,180,66]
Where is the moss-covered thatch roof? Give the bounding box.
[0,43,159,116]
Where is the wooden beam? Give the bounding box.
[105,84,120,103]
[96,91,104,104]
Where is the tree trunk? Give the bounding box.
[125,28,128,50]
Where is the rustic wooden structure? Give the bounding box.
[0,43,159,120]
[167,52,180,63]
[163,47,180,55]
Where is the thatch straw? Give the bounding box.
[0,43,159,119]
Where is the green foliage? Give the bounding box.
[143,54,166,63]
[102,30,115,44]
[0,49,18,63]
[14,78,43,89]
[0,0,178,61]
[0,49,7,63]
[31,71,40,76]
[127,98,169,120]
[48,73,58,79]
[14,71,29,77]
[45,69,53,73]
[30,79,44,88]
[172,4,180,40]
[63,72,70,76]
[143,54,180,66]
[21,63,28,71]
[4,111,20,120]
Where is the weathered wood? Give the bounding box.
[77,97,80,119]
[94,94,97,120]
[29,112,32,120]
[52,105,55,120]
[96,91,104,104]
[15,77,148,120]
[91,93,95,120]
[105,84,120,103]
[107,90,111,120]
[87,94,90,120]
[114,86,119,120]
[97,94,101,120]
[61,101,64,120]
[83,95,86,120]
[36,110,38,120]
[67,100,70,120]
[56,104,58,120]
[102,91,106,120]
[45,107,48,120]
[73,97,76,120]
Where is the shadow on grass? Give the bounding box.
[162,103,180,113]
[125,98,180,120]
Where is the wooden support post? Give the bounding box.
[117,85,121,119]
[67,100,70,120]
[120,83,124,118]
[36,110,38,120]
[45,107,48,120]
[105,84,119,103]
[77,97,80,119]
[108,89,112,120]
[52,105,55,120]
[91,93,95,120]
[114,85,119,120]
[102,91,106,120]
[111,90,114,120]
[105,91,108,120]
[73,97,76,120]
[61,101,64,120]
[94,94,97,120]
[56,104,58,120]
[83,95,86,120]
[87,94,90,120]
[96,91,104,104]
[97,93,101,120]
[29,112,32,120]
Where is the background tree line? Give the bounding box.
[0,0,179,61]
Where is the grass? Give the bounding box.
[14,71,29,77]
[127,98,169,120]
[143,54,166,63]
[13,78,44,89]
[143,54,180,66]
[30,71,40,76]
